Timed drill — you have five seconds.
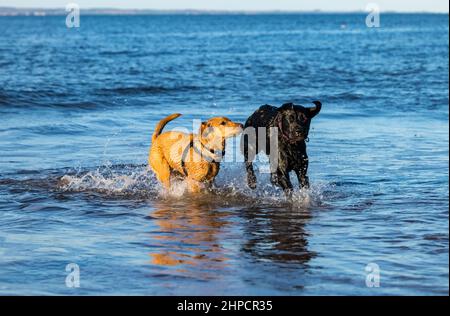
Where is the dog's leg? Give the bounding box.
[270,172,278,185]
[295,170,310,189]
[187,178,203,193]
[277,169,293,196]
[245,161,257,189]
[243,137,257,189]
[204,178,216,193]
[295,155,310,189]
[154,159,171,189]
[149,146,171,189]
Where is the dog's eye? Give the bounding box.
[220,121,226,125]
[299,114,308,123]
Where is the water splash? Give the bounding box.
[58,164,158,198]
[56,162,327,208]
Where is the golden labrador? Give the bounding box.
[149,113,242,193]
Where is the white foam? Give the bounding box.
[58,165,157,197]
[57,162,328,207]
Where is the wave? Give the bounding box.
[323,91,366,102]
[0,88,70,101]
[95,85,202,96]
[0,88,100,108]
[0,84,203,108]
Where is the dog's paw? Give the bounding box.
[247,175,257,190]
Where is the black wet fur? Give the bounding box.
[241,101,322,196]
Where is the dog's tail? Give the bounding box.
[152,113,182,143]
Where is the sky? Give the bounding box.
[0,0,448,13]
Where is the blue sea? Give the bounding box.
[0,13,448,295]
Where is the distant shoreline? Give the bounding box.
[0,7,448,16]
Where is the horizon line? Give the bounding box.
[0,6,448,14]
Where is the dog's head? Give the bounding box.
[276,101,322,143]
[200,117,243,147]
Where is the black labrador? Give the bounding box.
[241,101,322,195]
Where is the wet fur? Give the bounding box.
[241,101,322,195]
[149,114,243,193]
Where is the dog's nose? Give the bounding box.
[238,123,244,129]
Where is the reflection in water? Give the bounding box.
[149,198,232,275]
[148,194,315,281]
[242,207,315,264]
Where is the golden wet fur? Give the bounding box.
[149,113,242,193]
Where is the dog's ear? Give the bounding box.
[278,103,294,111]
[200,121,212,138]
[200,121,207,134]
[306,100,322,118]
